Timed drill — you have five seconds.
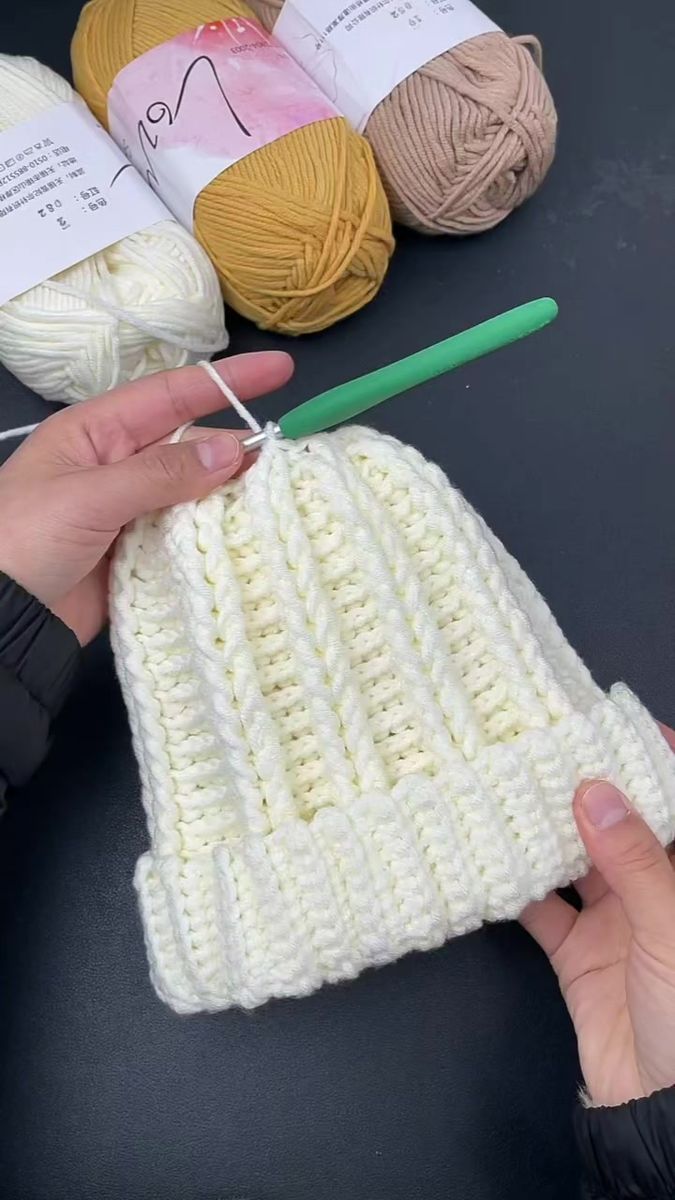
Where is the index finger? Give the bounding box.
[72,352,295,455]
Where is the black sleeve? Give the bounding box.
[575,1085,675,1199]
[0,573,80,800]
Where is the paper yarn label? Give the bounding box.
[274,0,500,132]
[0,99,172,307]
[107,18,340,230]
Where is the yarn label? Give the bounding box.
[274,0,500,131]
[0,99,172,307]
[107,19,341,230]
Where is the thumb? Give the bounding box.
[575,781,675,944]
[90,431,244,527]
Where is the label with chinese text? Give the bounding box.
[0,99,171,307]
[107,18,340,229]
[274,0,500,132]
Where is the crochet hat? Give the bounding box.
[110,426,675,1013]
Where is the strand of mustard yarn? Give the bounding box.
[0,54,227,404]
[249,1,557,236]
[71,0,395,335]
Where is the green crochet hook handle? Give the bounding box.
[277,297,558,441]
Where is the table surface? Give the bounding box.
[1,3,674,1199]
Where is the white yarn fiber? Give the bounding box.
[0,56,228,404]
[110,427,675,1014]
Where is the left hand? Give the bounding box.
[521,724,675,1107]
[0,353,293,644]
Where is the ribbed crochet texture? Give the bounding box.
[111,427,675,1013]
[72,0,394,334]
[250,1,557,235]
[0,55,226,404]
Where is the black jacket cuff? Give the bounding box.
[575,1086,675,1199]
[0,573,80,787]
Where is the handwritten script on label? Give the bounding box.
[108,19,339,228]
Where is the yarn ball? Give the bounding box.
[0,55,227,405]
[250,1,557,235]
[71,0,395,335]
[110,425,675,1013]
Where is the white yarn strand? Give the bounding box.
[44,280,225,355]
[0,350,253,449]
[198,360,262,434]
[0,423,39,443]
[0,55,228,405]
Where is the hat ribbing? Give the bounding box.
[111,427,675,1013]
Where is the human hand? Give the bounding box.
[0,353,293,645]
[521,724,675,1107]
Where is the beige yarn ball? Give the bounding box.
[0,55,227,404]
[249,3,557,235]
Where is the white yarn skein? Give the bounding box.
[0,56,228,405]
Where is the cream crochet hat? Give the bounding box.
[110,426,675,1014]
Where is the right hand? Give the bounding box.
[521,724,675,1106]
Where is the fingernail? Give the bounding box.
[581,781,630,830]
[196,433,241,472]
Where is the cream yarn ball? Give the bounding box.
[0,55,227,404]
[110,425,675,1014]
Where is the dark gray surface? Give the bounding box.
[1,2,674,1198]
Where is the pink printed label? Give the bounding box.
[108,19,339,228]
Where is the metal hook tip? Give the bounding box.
[242,423,281,453]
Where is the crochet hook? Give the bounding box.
[241,296,558,450]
